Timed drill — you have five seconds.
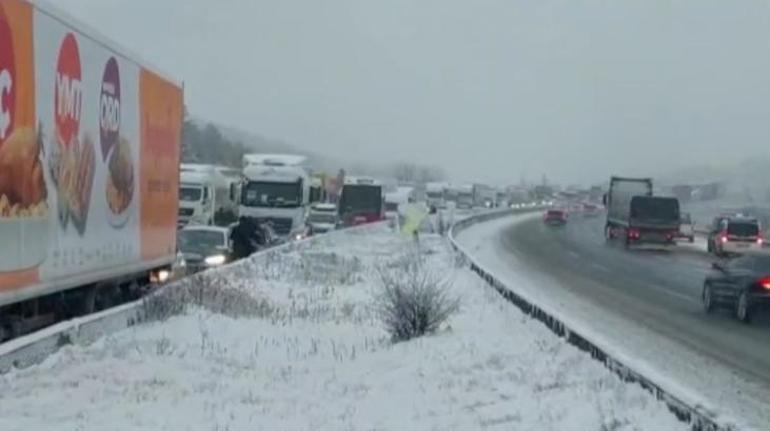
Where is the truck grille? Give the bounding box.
[266,218,293,235]
[179,208,194,217]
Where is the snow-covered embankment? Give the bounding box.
[0,223,684,430]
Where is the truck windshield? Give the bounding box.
[630,197,679,223]
[178,230,226,252]
[179,186,203,202]
[728,222,759,237]
[340,185,382,214]
[242,181,302,208]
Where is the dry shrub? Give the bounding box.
[141,273,273,322]
[375,252,459,342]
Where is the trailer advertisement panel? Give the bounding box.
[0,0,181,300]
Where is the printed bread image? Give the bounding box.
[106,136,134,218]
[0,126,50,272]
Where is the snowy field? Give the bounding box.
[0,224,685,430]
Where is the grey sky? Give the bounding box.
[61,0,770,185]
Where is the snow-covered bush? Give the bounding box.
[375,251,459,342]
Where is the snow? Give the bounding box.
[0,223,685,430]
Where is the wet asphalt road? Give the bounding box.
[503,214,770,384]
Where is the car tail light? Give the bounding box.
[628,228,640,239]
[759,277,770,290]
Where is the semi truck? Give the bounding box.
[178,164,239,227]
[456,184,474,209]
[603,176,680,248]
[472,183,496,208]
[238,154,310,240]
[0,0,182,340]
[425,182,446,209]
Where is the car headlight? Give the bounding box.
[204,254,227,266]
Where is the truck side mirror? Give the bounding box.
[229,183,237,201]
[602,194,607,206]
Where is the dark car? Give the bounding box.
[543,209,568,226]
[702,254,770,323]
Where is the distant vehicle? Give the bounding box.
[238,154,310,240]
[703,254,770,323]
[425,182,447,209]
[603,176,680,248]
[677,212,695,243]
[179,164,239,227]
[384,187,414,223]
[177,226,233,274]
[306,203,339,235]
[456,184,474,209]
[339,176,384,226]
[582,203,601,217]
[472,183,497,208]
[543,209,568,226]
[707,216,763,257]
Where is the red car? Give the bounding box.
[543,209,568,226]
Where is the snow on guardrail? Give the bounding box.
[448,208,738,431]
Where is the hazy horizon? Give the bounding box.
[61,0,770,185]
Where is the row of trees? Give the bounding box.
[391,162,445,184]
[181,113,246,167]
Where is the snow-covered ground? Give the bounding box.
[0,224,685,430]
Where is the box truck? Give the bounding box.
[0,0,182,340]
[603,176,680,248]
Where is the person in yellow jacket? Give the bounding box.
[400,199,430,240]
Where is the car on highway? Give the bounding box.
[703,254,770,323]
[306,203,339,235]
[582,203,601,217]
[177,226,234,274]
[677,212,695,243]
[707,216,763,257]
[543,209,568,226]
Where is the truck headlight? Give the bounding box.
[204,254,227,266]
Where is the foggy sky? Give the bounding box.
[60,0,770,185]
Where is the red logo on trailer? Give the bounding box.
[0,3,15,149]
[54,33,82,147]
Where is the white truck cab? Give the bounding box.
[239,154,310,240]
[178,164,239,227]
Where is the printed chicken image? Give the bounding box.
[106,136,134,216]
[0,127,49,218]
[48,131,96,235]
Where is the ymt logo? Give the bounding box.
[55,33,82,146]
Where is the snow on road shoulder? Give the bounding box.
[0,224,684,431]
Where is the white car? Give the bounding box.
[307,203,339,235]
[678,213,695,243]
[176,225,233,274]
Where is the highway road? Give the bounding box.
[456,212,770,428]
[504,214,770,384]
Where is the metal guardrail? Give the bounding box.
[0,221,386,374]
[448,208,737,431]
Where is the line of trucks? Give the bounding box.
[425,182,503,210]
[0,0,387,341]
